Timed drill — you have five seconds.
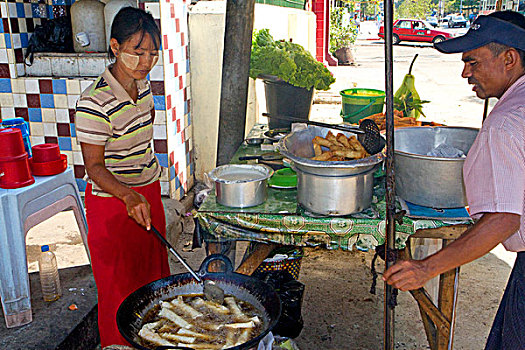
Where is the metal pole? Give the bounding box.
[383,0,395,348]
[216,0,256,166]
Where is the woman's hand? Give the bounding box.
[122,190,152,230]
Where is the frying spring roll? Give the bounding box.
[177,343,224,349]
[192,297,230,315]
[158,324,180,334]
[250,316,261,324]
[224,329,237,348]
[170,296,204,319]
[159,333,196,343]
[138,327,177,347]
[142,321,161,330]
[234,328,252,346]
[159,304,192,329]
[223,321,255,329]
[224,297,249,322]
[177,328,218,341]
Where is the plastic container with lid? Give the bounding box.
[1,118,32,157]
[38,245,62,302]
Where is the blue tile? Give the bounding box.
[28,108,42,122]
[0,79,12,93]
[187,112,191,126]
[16,3,25,17]
[0,20,3,33]
[186,59,190,73]
[52,80,67,94]
[70,123,76,137]
[20,33,29,48]
[75,178,87,192]
[5,34,11,49]
[189,162,194,175]
[168,165,176,180]
[153,95,165,110]
[184,101,188,115]
[175,176,181,189]
[40,94,55,108]
[156,153,168,168]
[58,137,72,151]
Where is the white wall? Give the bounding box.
[189,1,316,180]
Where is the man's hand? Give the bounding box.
[122,190,152,230]
[383,259,432,291]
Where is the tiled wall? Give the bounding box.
[0,0,194,199]
[158,0,193,199]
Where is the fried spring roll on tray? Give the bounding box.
[336,134,350,148]
[312,136,332,148]
[313,143,322,156]
[312,151,333,161]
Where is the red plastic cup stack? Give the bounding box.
[29,143,68,176]
[0,128,35,189]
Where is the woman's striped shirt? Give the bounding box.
[75,67,160,196]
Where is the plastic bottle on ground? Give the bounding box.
[38,245,62,302]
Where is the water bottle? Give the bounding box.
[38,245,62,302]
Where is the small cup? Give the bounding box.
[32,143,61,163]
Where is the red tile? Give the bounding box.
[175,161,179,175]
[26,18,35,33]
[179,76,183,90]
[69,109,75,123]
[44,136,58,144]
[166,95,171,110]
[0,64,10,78]
[163,35,168,50]
[181,129,185,141]
[183,88,187,101]
[15,108,29,121]
[74,164,85,179]
[169,152,174,167]
[172,107,177,121]
[2,20,8,33]
[14,49,23,63]
[150,81,164,95]
[154,139,167,153]
[169,49,173,64]
[38,80,53,93]
[174,63,178,77]
[176,119,181,133]
[26,94,41,108]
[180,33,185,46]
[175,19,180,32]
[9,18,19,33]
[170,3,175,18]
[57,123,70,136]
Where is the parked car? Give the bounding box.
[449,15,468,28]
[378,19,454,45]
[426,16,439,27]
[440,15,453,26]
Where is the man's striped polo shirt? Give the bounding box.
[75,66,160,196]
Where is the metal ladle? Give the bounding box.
[150,225,225,303]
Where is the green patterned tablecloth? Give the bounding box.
[196,125,470,251]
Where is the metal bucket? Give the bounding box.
[394,126,479,208]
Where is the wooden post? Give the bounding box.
[216,0,256,166]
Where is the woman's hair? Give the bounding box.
[108,7,161,59]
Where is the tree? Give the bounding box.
[396,0,434,19]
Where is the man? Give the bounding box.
[383,11,525,349]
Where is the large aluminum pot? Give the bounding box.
[296,166,376,216]
[394,126,479,208]
[209,164,274,208]
[279,125,384,215]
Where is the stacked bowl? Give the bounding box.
[29,144,68,176]
[0,128,35,189]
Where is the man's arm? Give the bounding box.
[383,212,521,291]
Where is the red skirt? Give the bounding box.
[85,180,170,348]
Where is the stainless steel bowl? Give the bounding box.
[279,125,384,215]
[394,126,479,208]
[209,164,274,208]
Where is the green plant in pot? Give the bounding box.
[329,7,358,65]
[249,29,335,129]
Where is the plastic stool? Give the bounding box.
[0,167,89,328]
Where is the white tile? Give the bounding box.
[54,95,68,109]
[30,122,44,136]
[80,80,93,92]
[25,79,39,93]
[42,108,56,122]
[0,3,7,16]
[0,93,14,107]
[12,34,21,49]
[8,3,16,18]
[25,57,51,77]
[66,80,81,95]
[153,124,167,139]
[55,109,70,123]
[160,181,170,196]
[51,57,79,77]
[154,110,166,125]
[43,123,58,137]
[65,152,73,165]
[145,3,160,19]
[73,151,84,165]
[16,63,25,76]
[0,107,14,118]
[149,65,164,81]
[72,139,81,151]
[0,36,5,50]
[78,57,105,77]
[18,20,27,34]
[7,49,14,64]
[30,136,45,146]
[0,49,7,64]
[68,94,80,109]
[11,79,25,93]
[12,93,27,107]
[9,64,16,79]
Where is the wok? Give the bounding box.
[116,254,282,350]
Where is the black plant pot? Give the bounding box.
[263,78,314,130]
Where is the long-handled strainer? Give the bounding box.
[263,113,384,155]
[150,225,225,303]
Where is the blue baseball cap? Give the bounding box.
[435,15,525,53]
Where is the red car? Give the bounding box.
[379,19,454,45]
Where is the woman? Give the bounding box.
[75,7,170,347]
